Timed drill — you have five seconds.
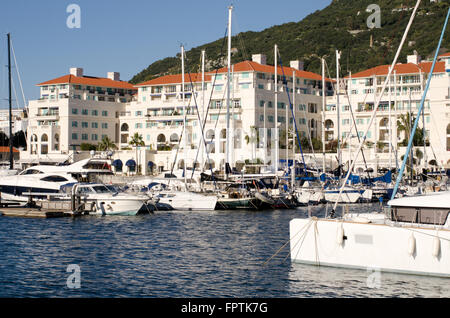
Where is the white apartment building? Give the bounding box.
[0,109,28,137]
[22,68,137,165]
[122,54,334,173]
[324,52,450,172]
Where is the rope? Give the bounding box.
[263,217,315,266]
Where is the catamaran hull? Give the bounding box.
[290,218,450,277]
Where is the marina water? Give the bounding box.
[1,203,449,298]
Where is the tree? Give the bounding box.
[397,113,426,147]
[129,133,145,174]
[98,136,118,151]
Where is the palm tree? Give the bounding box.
[98,136,117,151]
[129,133,145,174]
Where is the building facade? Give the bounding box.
[22,68,137,164]
[324,52,450,172]
[122,54,333,173]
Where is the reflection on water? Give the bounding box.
[0,203,449,297]
[288,263,450,298]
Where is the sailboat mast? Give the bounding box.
[7,33,13,170]
[225,5,233,176]
[292,70,296,189]
[336,50,341,174]
[274,44,279,174]
[388,67,392,169]
[321,58,326,174]
[181,45,187,189]
[201,50,205,172]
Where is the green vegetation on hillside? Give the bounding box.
[130,0,450,84]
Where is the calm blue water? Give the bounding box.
[1,203,450,298]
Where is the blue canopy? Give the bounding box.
[148,161,155,167]
[112,159,123,167]
[126,159,136,167]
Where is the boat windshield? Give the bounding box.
[92,185,114,194]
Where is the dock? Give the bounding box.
[0,207,82,218]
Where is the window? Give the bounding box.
[268,116,274,123]
[102,123,108,129]
[81,122,88,128]
[72,133,78,140]
[102,111,108,116]
[82,109,88,115]
[260,115,264,122]
[82,134,88,140]
[92,122,98,129]
[260,101,265,107]
[92,110,98,116]
[72,108,78,115]
[72,121,78,127]
[241,72,250,79]
[91,134,98,141]
[40,175,68,182]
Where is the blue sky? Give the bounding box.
[0,0,331,107]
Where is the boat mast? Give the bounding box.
[292,70,296,189]
[7,34,13,170]
[336,50,341,176]
[274,44,279,174]
[388,66,392,170]
[201,49,206,173]
[321,58,326,174]
[225,5,233,178]
[181,45,187,190]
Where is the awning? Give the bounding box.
[112,159,123,167]
[126,159,136,167]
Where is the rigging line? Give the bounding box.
[183,53,218,189]
[189,28,229,175]
[331,0,422,215]
[276,48,307,175]
[392,6,450,200]
[342,81,372,181]
[233,12,249,61]
[167,91,194,187]
[10,39,27,109]
[336,59,372,180]
[324,59,372,173]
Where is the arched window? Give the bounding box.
[41,134,48,155]
[170,133,179,143]
[121,123,129,132]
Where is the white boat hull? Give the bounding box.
[290,217,450,277]
[157,191,218,211]
[324,190,361,203]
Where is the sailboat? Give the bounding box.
[290,4,450,277]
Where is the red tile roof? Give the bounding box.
[216,60,334,82]
[439,52,450,58]
[37,74,137,90]
[135,73,212,87]
[347,61,445,78]
[135,60,333,86]
[0,146,19,153]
